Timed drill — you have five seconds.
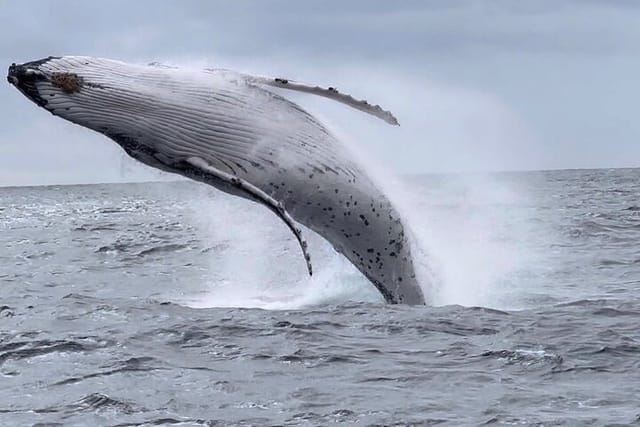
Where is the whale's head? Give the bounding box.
[7,56,192,162]
[8,56,150,126]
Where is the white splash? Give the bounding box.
[178,187,381,310]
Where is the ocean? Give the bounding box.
[1,168,639,426]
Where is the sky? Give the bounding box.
[1,0,639,186]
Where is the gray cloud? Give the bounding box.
[1,0,639,185]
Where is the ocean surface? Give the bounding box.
[1,168,639,426]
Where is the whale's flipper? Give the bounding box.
[238,74,400,126]
[184,156,313,276]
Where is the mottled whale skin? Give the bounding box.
[7,56,425,304]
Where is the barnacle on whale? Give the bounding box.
[51,72,83,93]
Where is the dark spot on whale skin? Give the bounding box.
[85,81,106,90]
[233,161,249,174]
[390,252,397,257]
[321,164,339,175]
[309,165,325,175]
[367,248,374,253]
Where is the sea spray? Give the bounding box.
[182,184,380,309]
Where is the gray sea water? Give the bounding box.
[1,168,639,426]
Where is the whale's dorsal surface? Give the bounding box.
[7,56,426,304]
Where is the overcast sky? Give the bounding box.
[1,0,639,186]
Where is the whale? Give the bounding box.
[7,56,426,304]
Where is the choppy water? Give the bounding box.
[1,168,639,426]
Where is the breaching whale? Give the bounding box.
[7,56,426,304]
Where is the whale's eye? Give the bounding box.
[51,72,83,94]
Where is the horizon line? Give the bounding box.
[0,165,637,190]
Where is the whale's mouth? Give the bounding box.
[7,57,57,107]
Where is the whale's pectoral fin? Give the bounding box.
[184,156,313,276]
[242,74,400,126]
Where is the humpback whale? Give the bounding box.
[7,56,426,304]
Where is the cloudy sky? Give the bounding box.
[1,0,639,186]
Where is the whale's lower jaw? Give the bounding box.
[7,56,426,305]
